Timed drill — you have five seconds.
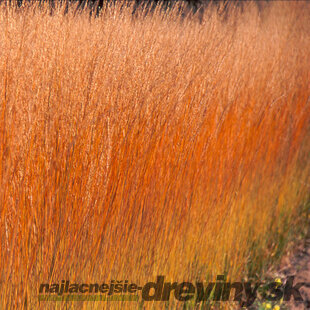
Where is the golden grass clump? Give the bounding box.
[0,1,309,308]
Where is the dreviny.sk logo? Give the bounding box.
[38,275,309,307]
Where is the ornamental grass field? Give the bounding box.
[0,1,309,309]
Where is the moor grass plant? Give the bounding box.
[0,1,309,309]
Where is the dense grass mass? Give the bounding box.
[0,1,309,309]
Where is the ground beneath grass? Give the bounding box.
[272,231,310,309]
